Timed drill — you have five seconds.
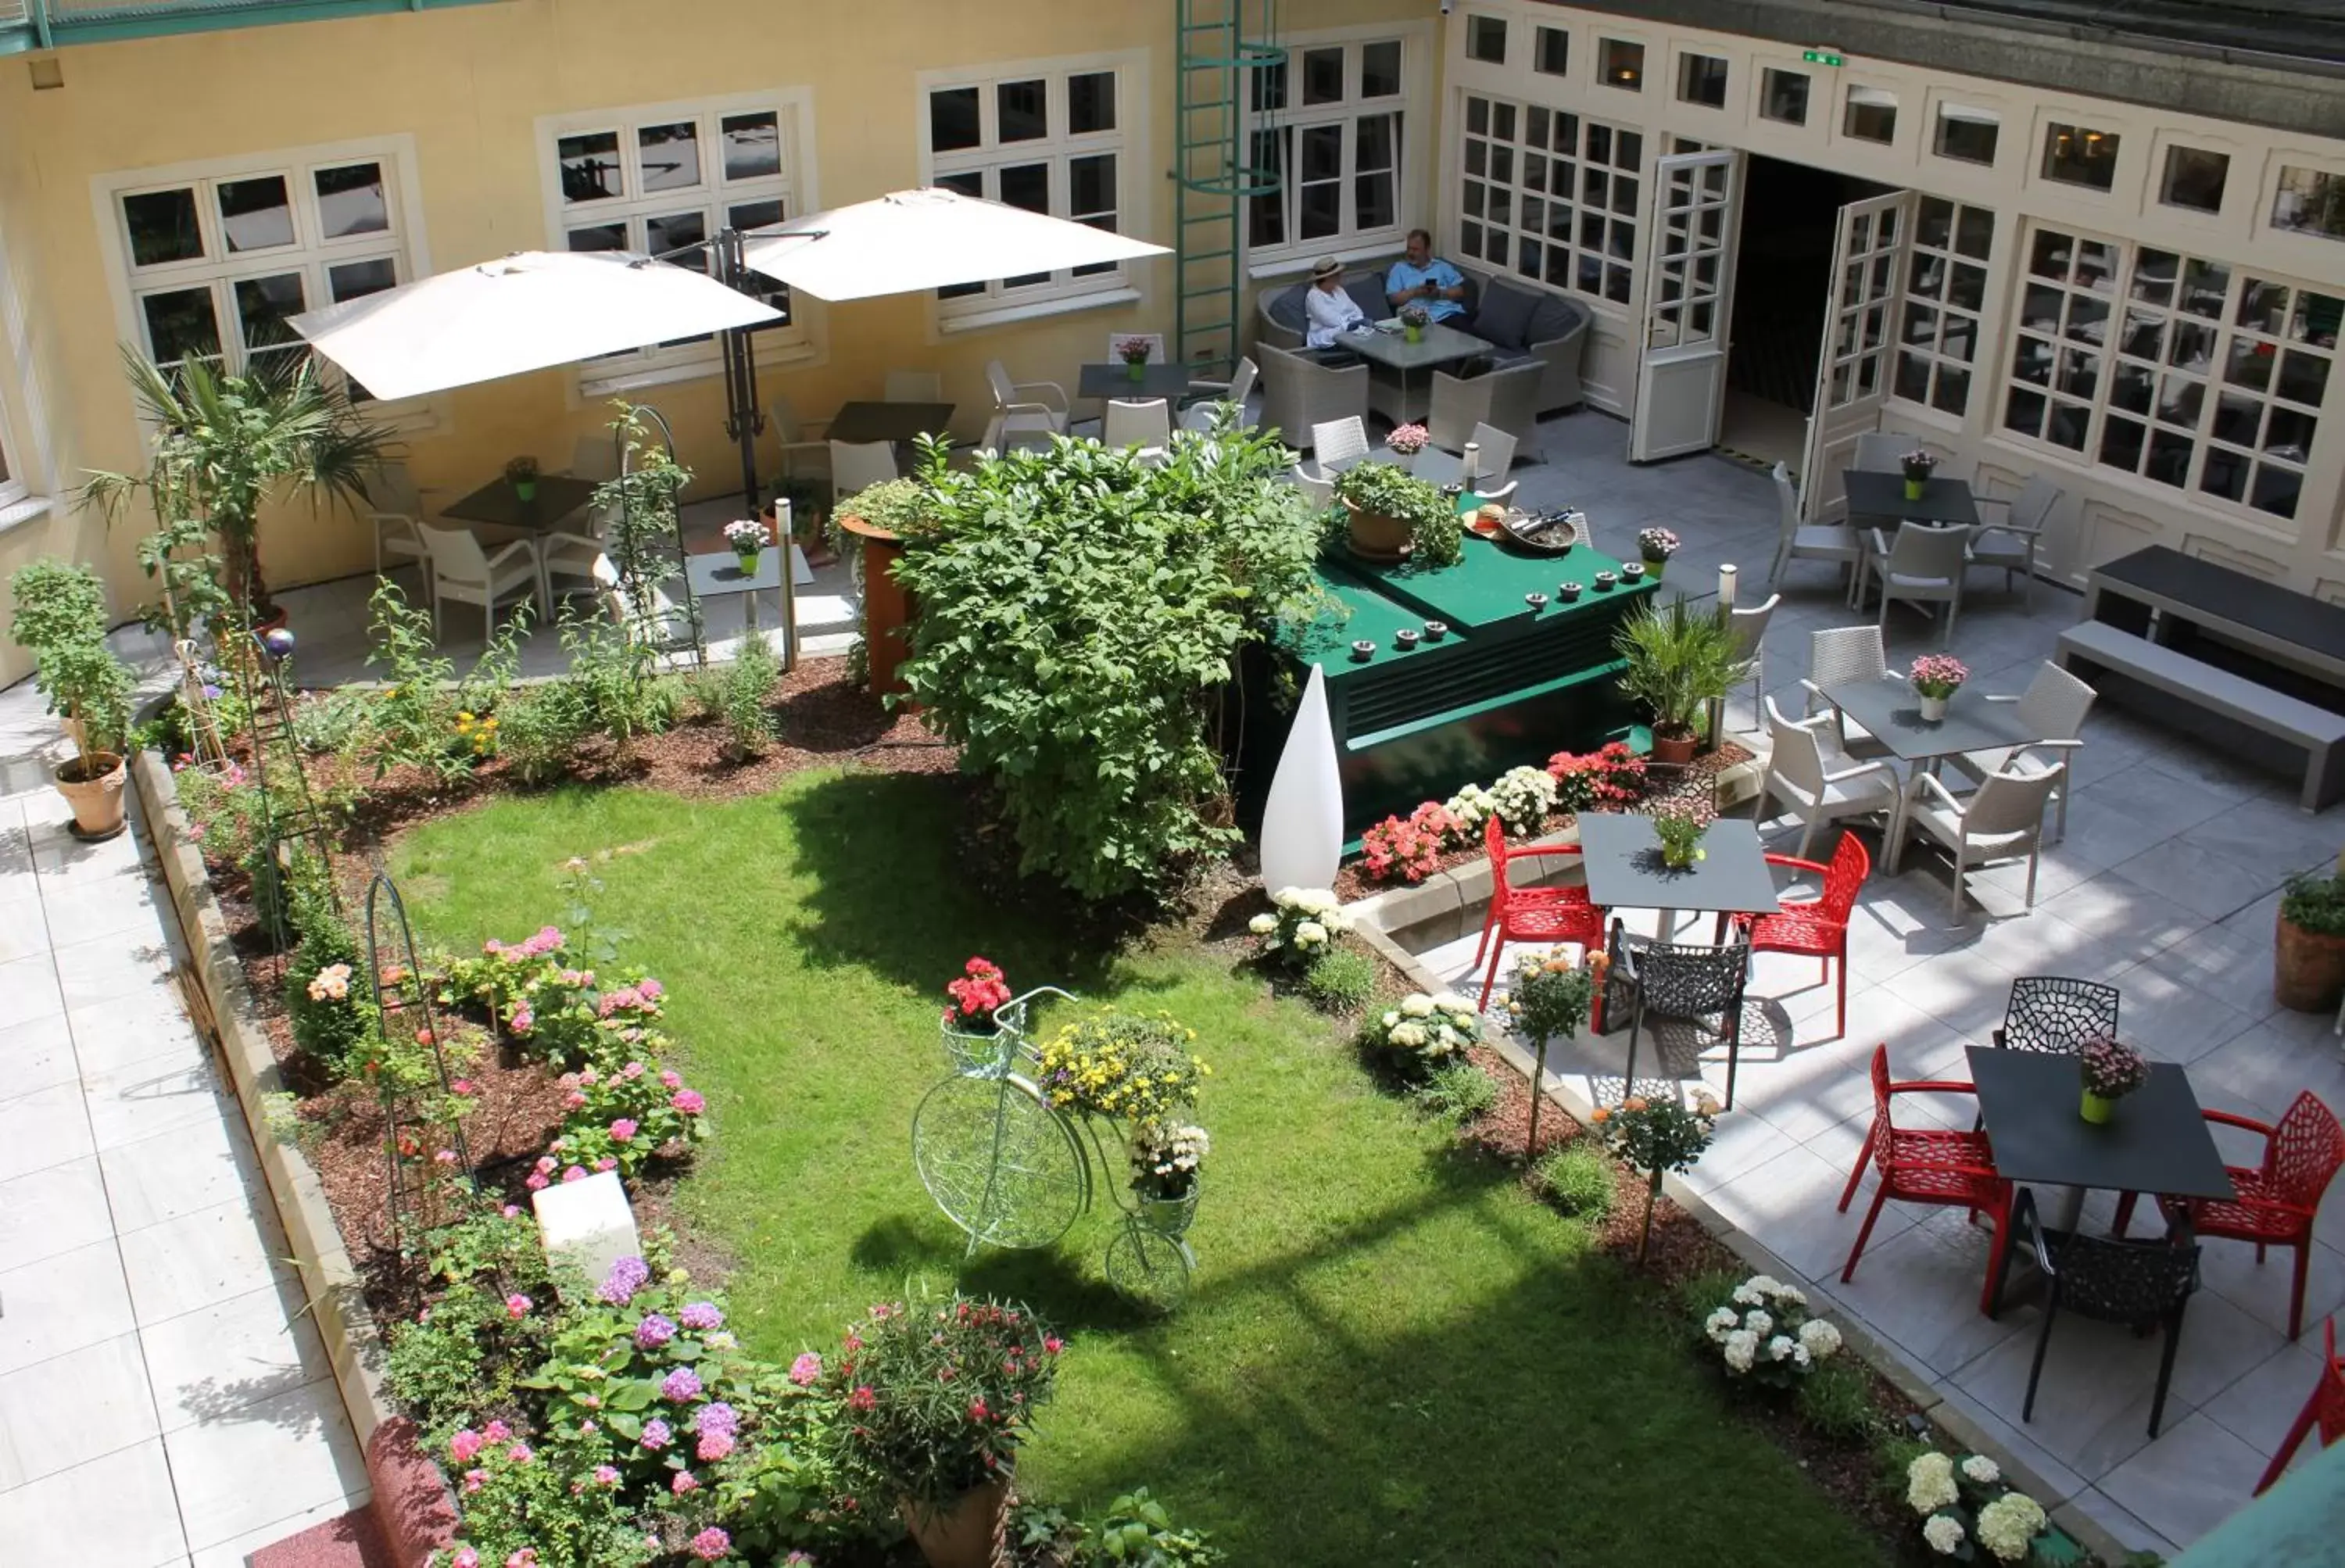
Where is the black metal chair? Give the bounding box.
[1991,1187,2199,1438]
[1609,918,1753,1108]
[1994,976,2119,1053]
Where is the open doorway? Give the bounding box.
[1723,154,1895,467]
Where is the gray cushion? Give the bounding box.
[1473,280,1538,351]
[1346,276,1394,323]
[1524,294,1581,345]
[1268,286,1309,332]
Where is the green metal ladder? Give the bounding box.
[1172,0,1283,377]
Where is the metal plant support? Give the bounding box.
[225,621,339,947]
[364,868,469,1259]
[605,403,707,664]
[911,986,1200,1310]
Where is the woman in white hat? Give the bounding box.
[1302,256,1367,355]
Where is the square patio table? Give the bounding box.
[1821,675,2041,771]
[1577,811,1778,937]
[1844,470,1979,529]
[1347,321,1491,424]
[825,400,955,446]
[439,474,598,532]
[684,546,807,638]
[1077,362,1195,400]
[1965,1046,2233,1231]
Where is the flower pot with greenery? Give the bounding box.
[1332,461,1462,567]
[1116,335,1154,382]
[2077,1033,2148,1123]
[721,517,766,576]
[1398,303,1430,344]
[1909,653,1967,723]
[823,1293,1062,1568]
[1652,807,1707,869]
[2275,865,2345,1011]
[1637,526,1678,581]
[1899,448,1939,502]
[1613,597,1750,766]
[1384,421,1430,460]
[504,454,539,502]
[1130,1121,1209,1237]
[940,956,1015,1073]
[9,559,135,840]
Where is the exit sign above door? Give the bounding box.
[1802,48,1845,66]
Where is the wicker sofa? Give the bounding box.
[1255,259,1591,414]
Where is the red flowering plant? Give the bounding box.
[1546,741,1647,814]
[943,957,1014,1034]
[822,1293,1062,1514]
[1359,800,1462,884]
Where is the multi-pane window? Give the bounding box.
[1760,69,1809,125]
[1895,198,1993,416]
[1248,40,1403,256]
[113,152,408,384]
[2272,166,2345,241]
[2005,227,2340,521]
[551,99,798,372]
[2042,123,2118,191]
[927,65,1125,311]
[1456,94,1640,306]
[2160,146,2229,214]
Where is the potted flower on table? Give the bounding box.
[2078,1033,2149,1123]
[1398,303,1432,344]
[504,454,539,503]
[721,517,766,577]
[1899,448,1939,502]
[1909,653,1969,722]
[1637,526,1680,581]
[1385,422,1430,460]
[1116,335,1155,382]
[1652,807,1708,869]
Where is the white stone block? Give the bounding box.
[531,1170,640,1293]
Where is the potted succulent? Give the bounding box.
[721,517,766,577]
[1332,461,1462,567]
[1116,335,1155,382]
[2077,1033,2149,1124]
[1398,303,1432,344]
[1909,653,1969,723]
[9,559,135,840]
[1613,597,1751,766]
[2275,863,2345,1011]
[1899,448,1939,502]
[824,1293,1062,1568]
[1637,526,1679,581]
[504,454,540,502]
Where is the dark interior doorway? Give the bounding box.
[1727,155,1895,417]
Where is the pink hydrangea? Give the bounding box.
[507,1549,539,1568]
[609,1119,639,1143]
[502,1204,521,1219]
[660,1069,682,1089]
[535,1156,558,1175]
[671,1470,700,1495]
[524,1172,550,1191]
[483,1420,511,1441]
[449,1429,484,1463]
[509,1005,535,1036]
[679,1301,724,1331]
[696,1430,734,1462]
[451,1079,478,1096]
[634,1313,677,1349]
[592,1465,619,1486]
[461,1468,488,1494]
[621,1061,646,1080]
[593,1157,617,1172]
[661,1367,704,1402]
[562,1165,587,1183]
[789,1352,822,1387]
[563,1091,588,1111]
[505,1442,533,1464]
[672,1090,706,1115]
[639,1418,671,1450]
[450,1551,480,1568]
[504,1294,532,1319]
[688,1527,729,1559]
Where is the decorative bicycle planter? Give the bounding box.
[911,986,1200,1311]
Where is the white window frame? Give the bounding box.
[1247,30,1415,266]
[918,51,1145,331]
[1892,196,1995,419]
[1455,91,1643,308]
[91,136,429,416]
[537,88,818,396]
[2270,160,2345,244]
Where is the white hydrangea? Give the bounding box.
[1742,1308,1774,1338]
[1798,1319,1843,1361]
[1960,1454,2000,1485]
[1767,1334,1797,1362]
[1248,913,1277,935]
[1390,1022,1427,1049]
[1906,1453,1959,1516]
[1721,1330,1758,1373]
[1703,1308,1740,1344]
[1733,1274,1786,1305]
[1974,1494,2045,1562]
[1294,920,1327,947]
[1381,1010,1402,1029]
[1399,993,1437,1018]
[1488,765,1560,832]
[1445,783,1496,828]
[1773,1283,1807,1308]
[1921,1515,1966,1555]
[1430,991,1470,1013]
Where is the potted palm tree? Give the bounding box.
[81,351,395,632]
[9,559,136,839]
[1613,597,1750,766]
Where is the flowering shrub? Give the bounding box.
[1909,653,1970,700]
[1699,1275,1842,1388]
[2079,1033,2149,1101]
[542,1058,711,1180]
[1367,992,1481,1072]
[1905,1449,2065,1563]
[1636,526,1680,561]
[822,1294,1062,1511]
[1359,801,1462,884]
[1441,781,1497,837]
[1487,765,1559,835]
[1545,741,1646,814]
[284,886,378,1079]
[1591,1091,1720,1262]
[1248,886,1349,972]
[1498,950,1595,1044]
[1035,1011,1208,1128]
[1130,1123,1210,1200]
[721,518,766,556]
[943,956,1012,1033]
[442,928,661,1069]
[1386,421,1430,455]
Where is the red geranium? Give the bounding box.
[1360,800,1462,884]
[1547,741,1647,814]
[944,957,1012,1029]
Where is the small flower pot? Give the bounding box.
[1642,554,1668,579]
[1650,725,1699,766]
[55,752,128,841]
[940,1020,1012,1077]
[1917,693,1949,722]
[1343,501,1412,559]
[732,548,761,577]
[1127,360,1147,382]
[900,1477,1012,1568]
[2079,1088,2116,1125]
[1140,1186,1201,1238]
[514,478,538,503]
[1403,324,1423,344]
[1903,476,1926,501]
[2273,909,2345,1011]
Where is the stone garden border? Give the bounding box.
[1341,752,2139,1568]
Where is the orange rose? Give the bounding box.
[1623,1096,1648,1112]
[1588,1107,1611,1123]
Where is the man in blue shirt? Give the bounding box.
[1386,230,1467,324]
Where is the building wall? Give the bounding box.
[0,0,1434,686]
[1445,0,2345,593]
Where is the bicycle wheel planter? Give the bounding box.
[912,1072,1089,1254]
[1105,1223,1195,1312]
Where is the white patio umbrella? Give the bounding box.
[286,249,782,402]
[739,187,1169,301]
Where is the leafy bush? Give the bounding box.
[1795,1359,1880,1442]
[2282,866,2345,936]
[491,682,590,786]
[717,635,779,761]
[1364,991,1481,1073]
[284,870,377,1078]
[1614,596,1749,740]
[1247,886,1349,974]
[1534,1141,1616,1220]
[1697,1274,1843,1387]
[1301,949,1377,1014]
[1092,1488,1225,1566]
[359,578,525,782]
[835,476,936,535]
[1415,1058,1497,1123]
[1546,741,1647,813]
[893,431,1322,900]
[7,557,107,657]
[1035,1011,1209,1129]
[1331,461,1462,567]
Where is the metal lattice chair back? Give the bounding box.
[1629,937,1749,1021]
[2268,1091,2345,1212]
[2049,1222,2200,1323]
[1997,976,2119,1054]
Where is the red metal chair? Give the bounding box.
[1474,816,1606,1008]
[1714,832,1869,1040]
[1838,1043,2014,1315]
[2114,1090,2345,1341]
[2254,1316,2345,1495]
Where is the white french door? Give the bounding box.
[1799,190,1913,521]
[1628,149,1739,463]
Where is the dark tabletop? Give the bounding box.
[1844,470,1980,528]
[825,400,956,446]
[2095,543,2345,664]
[1823,676,2042,762]
[1577,812,1781,916]
[1078,362,1196,399]
[1967,1047,2236,1201]
[439,474,598,531]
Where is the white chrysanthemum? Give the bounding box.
[1400,994,1436,1018]
[1799,1319,1843,1361]
[1960,1454,2000,1485]
[1767,1334,1796,1362]
[1974,1494,2045,1562]
[1294,921,1326,946]
[1743,1308,1774,1337]
[1704,1308,1740,1343]
[1721,1330,1758,1373]
[1248,913,1277,935]
[1906,1453,1958,1516]
[1921,1515,1965,1555]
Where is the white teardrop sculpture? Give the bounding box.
[1258,663,1344,895]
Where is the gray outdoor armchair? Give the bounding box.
[1428,357,1543,449]
[1255,342,1368,450]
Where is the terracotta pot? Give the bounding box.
[900,1477,1010,1568]
[55,751,127,840]
[2274,910,2345,1011]
[836,512,915,700]
[1650,725,1699,766]
[1344,501,1411,559]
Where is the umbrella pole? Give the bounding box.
[713,229,794,672]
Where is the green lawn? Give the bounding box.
[392,770,1883,1566]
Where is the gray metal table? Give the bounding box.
[1347,321,1491,424]
[1577,811,1778,939]
[826,400,955,445]
[1821,675,2040,779]
[1844,470,1979,528]
[441,474,597,532]
[2085,542,2345,689]
[1966,1045,2233,1230]
[686,547,787,637]
[1078,362,1195,400]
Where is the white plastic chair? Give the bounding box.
[770,396,832,481]
[418,523,542,643]
[592,554,693,648]
[540,498,617,606]
[1101,397,1172,464]
[1895,763,2065,917]
[1756,696,1903,862]
[1181,356,1258,433]
[1727,593,1780,732]
[1802,624,1892,755]
[366,462,433,591]
[883,370,942,403]
[1853,431,1924,472]
[1767,461,1862,600]
[829,439,899,505]
[984,360,1071,452]
[1861,522,1968,644]
[1967,474,2061,608]
[1946,661,2096,844]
